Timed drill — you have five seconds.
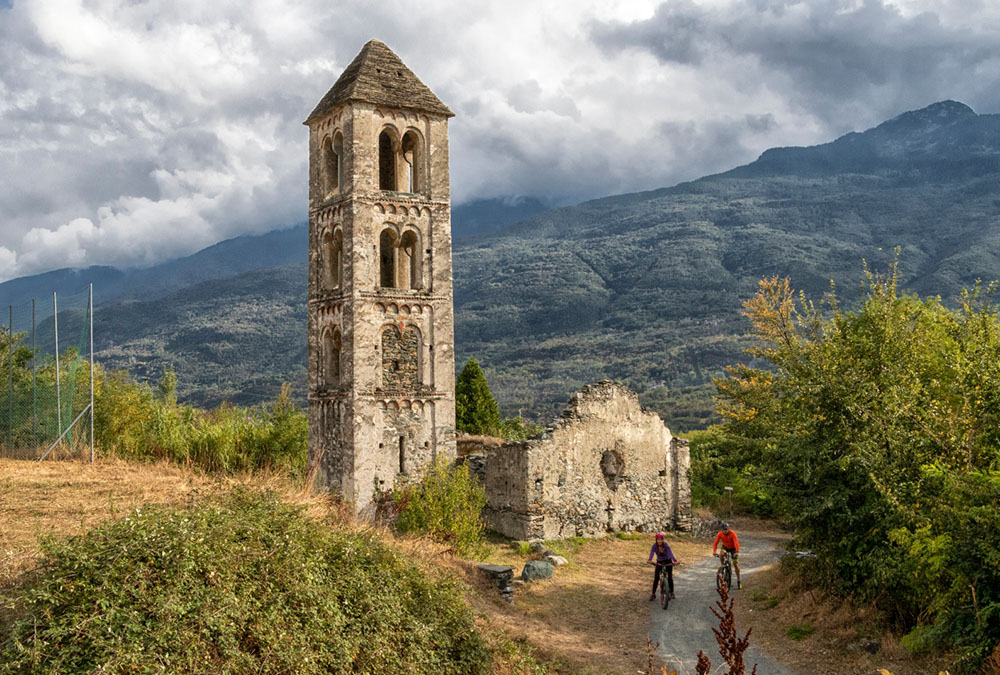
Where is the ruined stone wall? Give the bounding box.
[484,381,692,540]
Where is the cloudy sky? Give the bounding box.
[1,0,999,281]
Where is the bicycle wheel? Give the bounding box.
[724,565,732,591]
[661,576,670,610]
[716,567,725,591]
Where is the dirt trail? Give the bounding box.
[650,531,796,675]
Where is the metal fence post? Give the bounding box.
[32,298,36,450]
[7,305,12,450]
[89,284,94,463]
[54,292,61,438]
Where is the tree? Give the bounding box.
[715,261,1000,669]
[455,358,501,436]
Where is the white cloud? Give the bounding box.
[0,0,997,280]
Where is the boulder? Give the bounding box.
[545,554,568,567]
[521,560,555,581]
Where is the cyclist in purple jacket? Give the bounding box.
[647,532,679,600]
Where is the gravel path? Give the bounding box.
[649,532,795,675]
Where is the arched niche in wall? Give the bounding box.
[381,324,421,390]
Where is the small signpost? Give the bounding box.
[724,486,734,519]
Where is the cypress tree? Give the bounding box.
[455,358,502,436]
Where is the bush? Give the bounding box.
[0,491,490,674]
[93,367,307,476]
[394,458,487,556]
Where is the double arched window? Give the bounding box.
[379,227,422,290]
[378,128,424,193]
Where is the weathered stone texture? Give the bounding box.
[306,41,456,510]
[484,381,692,540]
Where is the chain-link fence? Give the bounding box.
[0,286,94,460]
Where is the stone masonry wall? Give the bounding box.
[484,381,692,540]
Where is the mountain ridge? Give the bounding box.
[5,100,999,428]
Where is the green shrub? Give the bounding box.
[0,491,490,674]
[395,458,487,557]
[499,416,546,440]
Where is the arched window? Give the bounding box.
[398,230,421,289]
[333,229,343,290]
[322,229,343,291]
[379,229,397,288]
[323,329,341,387]
[378,130,396,190]
[401,130,421,193]
[332,131,343,193]
[322,133,343,196]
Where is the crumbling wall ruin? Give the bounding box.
[478,381,692,540]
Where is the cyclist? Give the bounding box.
[647,532,679,601]
[712,521,741,589]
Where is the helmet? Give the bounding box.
[720,521,729,530]
[655,532,665,540]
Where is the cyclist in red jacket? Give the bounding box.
[712,522,741,589]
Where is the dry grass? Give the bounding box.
[0,456,322,589]
[735,564,955,675]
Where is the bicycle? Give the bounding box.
[649,561,676,610]
[715,550,733,592]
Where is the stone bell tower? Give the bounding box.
[304,40,456,508]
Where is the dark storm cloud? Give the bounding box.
[591,0,1000,131]
[1,0,999,279]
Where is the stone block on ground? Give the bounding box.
[521,560,555,581]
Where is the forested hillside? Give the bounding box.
[8,101,1000,428]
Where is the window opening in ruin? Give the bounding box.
[379,229,397,288]
[399,436,406,474]
[600,449,625,491]
[392,360,400,371]
[378,130,396,190]
[401,130,420,193]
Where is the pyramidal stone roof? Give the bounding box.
[306,40,453,123]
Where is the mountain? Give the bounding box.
[451,197,551,239]
[451,100,1000,426]
[6,101,1000,429]
[0,225,308,312]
